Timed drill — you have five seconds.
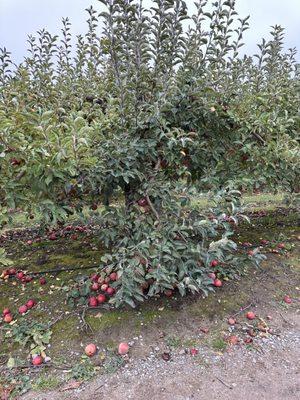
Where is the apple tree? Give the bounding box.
[0,0,299,306]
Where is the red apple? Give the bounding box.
[85,343,97,357]
[90,273,99,282]
[49,233,57,241]
[8,268,16,275]
[190,348,198,356]
[137,198,148,207]
[283,295,292,304]
[118,342,129,355]
[101,284,108,292]
[32,355,43,366]
[3,308,10,316]
[105,287,114,296]
[39,277,47,285]
[2,269,9,278]
[277,243,285,249]
[4,314,13,323]
[246,311,256,320]
[164,289,173,297]
[210,259,219,267]
[208,272,216,280]
[91,282,99,291]
[88,297,98,307]
[228,317,236,325]
[260,240,268,245]
[26,240,33,245]
[110,272,118,281]
[104,277,111,284]
[26,299,35,309]
[97,294,106,304]
[19,305,28,314]
[17,271,24,280]
[213,279,222,287]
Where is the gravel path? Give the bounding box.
[22,311,300,400]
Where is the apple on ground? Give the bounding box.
[106,287,115,296]
[85,343,97,357]
[213,279,222,287]
[26,299,36,309]
[40,277,47,285]
[246,311,256,320]
[32,355,43,366]
[19,305,28,314]
[210,259,219,267]
[88,297,98,307]
[97,294,106,303]
[3,308,10,316]
[118,342,129,355]
[4,314,13,323]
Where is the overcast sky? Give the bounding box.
[0,0,299,64]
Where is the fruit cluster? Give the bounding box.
[88,272,118,307]
[1,299,37,323]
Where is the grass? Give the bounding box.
[32,375,61,391]
[211,338,227,352]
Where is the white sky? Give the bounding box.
[0,0,299,63]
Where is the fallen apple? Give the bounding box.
[19,305,28,314]
[246,311,256,320]
[101,284,108,292]
[106,287,115,296]
[91,282,99,291]
[283,295,292,304]
[110,272,118,281]
[88,296,98,307]
[4,314,13,323]
[97,294,106,303]
[3,308,10,316]
[39,277,47,285]
[213,279,222,287]
[85,343,97,357]
[190,348,198,356]
[32,355,43,366]
[26,299,36,309]
[118,342,129,355]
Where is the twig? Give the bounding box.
[48,312,67,328]
[94,383,104,392]
[80,306,94,333]
[279,313,294,327]
[232,303,253,318]
[146,195,160,221]
[215,376,233,389]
